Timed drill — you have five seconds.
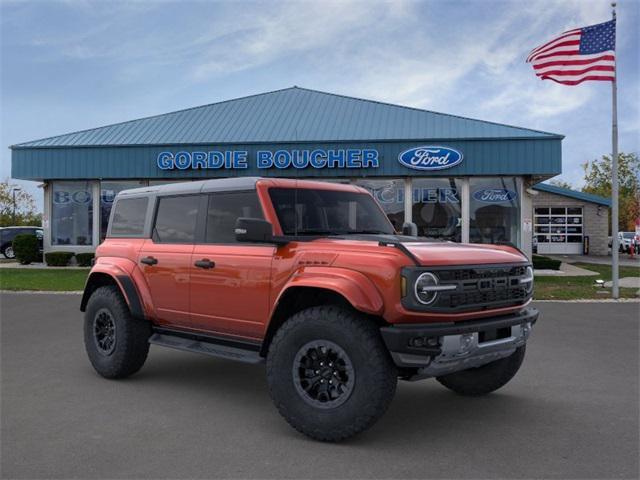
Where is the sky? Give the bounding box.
[1,0,638,211]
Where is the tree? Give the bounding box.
[582,152,640,232]
[0,180,42,227]
[549,178,573,189]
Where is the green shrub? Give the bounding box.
[75,252,95,267]
[532,254,562,270]
[12,234,40,265]
[45,251,74,267]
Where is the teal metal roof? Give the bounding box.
[12,86,562,148]
[533,183,611,206]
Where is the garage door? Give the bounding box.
[535,207,583,254]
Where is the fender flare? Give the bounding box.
[274,266,385,316]
[80,262,146,319]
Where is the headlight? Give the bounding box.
[414,272,440,305]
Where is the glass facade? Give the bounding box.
[412,178,462,241]
[51,181,93,245]
[100,181,146,241]
[469,177,520,246]
[47,176,529,251]
[354,179,405,231]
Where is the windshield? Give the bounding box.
[622,232,634,238]
[269,188,395,236]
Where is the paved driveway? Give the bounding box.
[1,294,638,479]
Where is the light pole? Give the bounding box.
[11,186,22,224]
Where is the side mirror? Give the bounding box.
[402,222,418,236]
[235,217,275,243]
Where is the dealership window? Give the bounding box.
[469,177,520,246]
[51,182,93,246]
[412,178,462,241]
[353,179,405,231]
[153,195,200,243]
[100,181,147,241]
[205,191,264,244]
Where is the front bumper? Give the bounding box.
[380,307,538,380]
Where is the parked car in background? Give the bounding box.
[0,226,43,259]
[619,232,635,253]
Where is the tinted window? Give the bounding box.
[268,188,394,236]
[206,191,263,243]
[110,198,149,236]
[154,195,199,243]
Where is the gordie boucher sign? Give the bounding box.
[156,145,464,171]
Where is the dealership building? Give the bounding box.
[10,86,611,258]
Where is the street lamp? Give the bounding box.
[10,186,22,225]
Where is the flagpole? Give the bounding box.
[611,1,619,298]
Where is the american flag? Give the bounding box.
[527,19,616,85]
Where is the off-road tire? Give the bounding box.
[266,305,397,442]
[84,285,151,379]
[436,345,526,396]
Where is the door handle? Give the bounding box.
[194,259,215,269]
[140,256,158,266]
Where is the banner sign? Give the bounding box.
[157,149,379,170]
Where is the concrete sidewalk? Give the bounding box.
[548,254,640,267]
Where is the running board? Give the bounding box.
[149,332,264,364]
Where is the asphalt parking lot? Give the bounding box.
[1,294,638,479]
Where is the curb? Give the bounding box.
[0,290,83,295]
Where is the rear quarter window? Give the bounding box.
[109,198,149,237]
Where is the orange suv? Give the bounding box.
[81,177,537,441]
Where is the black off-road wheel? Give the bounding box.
[436,345,526,396]
[84,286,151,379]
[266,305,397,442]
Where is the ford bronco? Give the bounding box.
[81,177,537,441]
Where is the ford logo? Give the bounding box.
[398,146,463,171]
[473,189,518,203]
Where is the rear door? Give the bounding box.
[190,190,274,339]
[138,194,201,328]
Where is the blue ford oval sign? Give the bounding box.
[398,146,463,171]
[473,189,518,203]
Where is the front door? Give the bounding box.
[138,194,200,328]
[189,191,274,340]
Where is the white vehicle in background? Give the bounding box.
[619,232,635,253]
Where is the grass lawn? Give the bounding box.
[534,263,640,300]
[0,262,637,300]
[0,268,90,291]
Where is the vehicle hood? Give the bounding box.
[328,234,528,266]
[402,241,527,266]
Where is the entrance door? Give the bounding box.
[138,194,200,327]
[189,191,274,340]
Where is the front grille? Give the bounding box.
[402,263,532,313]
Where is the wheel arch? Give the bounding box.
[260,271,386,356]
[80,271,145,320]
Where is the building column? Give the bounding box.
[43,182,52,253]
[461,178,470,243]
[404,177,413,224]
[92,181,100,249]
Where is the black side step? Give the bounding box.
[149,332,264,364]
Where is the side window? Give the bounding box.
[110,198,148,237]
[154,195,199,243]
[205,191,263,244]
